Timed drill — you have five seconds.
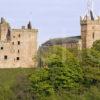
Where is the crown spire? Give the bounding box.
[82,0,96,20]
[87,0,94,12]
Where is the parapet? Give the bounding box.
[80,16,100,25]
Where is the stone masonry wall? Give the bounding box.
[0,18,38,68]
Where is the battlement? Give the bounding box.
[80,16,100,25]
[12,29,38,33]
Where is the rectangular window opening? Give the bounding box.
[12,42,14,45]
[18,41,20,45]
[18,50,20,53]
[1,47,3,50]
[4,55,7,60]
[16,57,20,60]
[93,33,95,39]
[18,34,20,37]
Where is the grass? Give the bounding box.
[0,68,34,88]
[0,68,34,100]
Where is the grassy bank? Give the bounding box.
[0,68,33,87]
[0,68,34,100]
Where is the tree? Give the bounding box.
[82,49,100,67]
[30,46,84,99]
[30,68,55,99]
[82,40,100,86]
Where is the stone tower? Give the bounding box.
[0,18,38,68]
[80,0,100,48]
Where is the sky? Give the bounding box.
[0,0,100,46]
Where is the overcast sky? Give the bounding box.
[0,0,100,45]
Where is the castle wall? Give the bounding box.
[0,19,38,68]
[62,41,82,50]
[11,29,38,68]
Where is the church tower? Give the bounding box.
[80,0,100,48]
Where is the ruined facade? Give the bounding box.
[0,18,38,68]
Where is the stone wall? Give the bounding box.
[0,18,38,68]
[81,17,100,49]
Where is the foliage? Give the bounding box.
[0,68,34,100]
[92,40,100,51]
[82,49,100,67]
[38,46,80,67]
[30,68,55,99]
[82,40,100,86]
[30,46,84,99]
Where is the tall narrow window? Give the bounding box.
[12,42,14,45]
[18,41,20,45]
[93,32,95,39]
[18,50,20,53]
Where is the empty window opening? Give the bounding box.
[16,57,20,60]
[12,42,14,45]
[4,55,7,60]
[18,41,20,45]
[18,34,20,37]
[1,47,3,50]
[18,50,20,53]
[93,32,95,39]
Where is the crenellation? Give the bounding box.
[12,29,38,33]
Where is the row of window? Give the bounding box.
[4,56,20,61]
[13,34,20,38]
[12,41,20,45]
[0,47,20,54]
[0,41,20,51]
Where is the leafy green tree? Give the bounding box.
[30,68,55,99]
[92,40,100,51]
[82,41,100,86]
[82,49,100,67]
[30,46,84,99]
[46,46,83,90]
